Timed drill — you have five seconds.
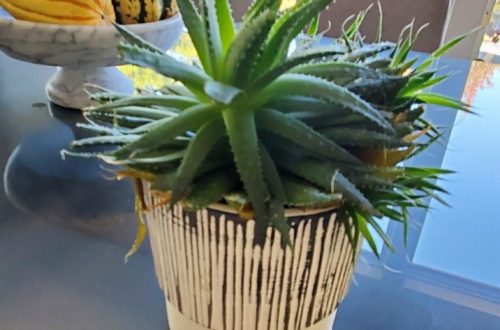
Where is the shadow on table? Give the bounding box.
[2,103,140,247]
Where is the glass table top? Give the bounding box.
[414,61,500,289]
[1,45,500,329]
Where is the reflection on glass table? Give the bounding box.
[414,63,500,288]
[335,58,500,330]
[3,103,137,246]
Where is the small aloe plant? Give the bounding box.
[66,0,469,256]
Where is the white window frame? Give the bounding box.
[443,0,497,58]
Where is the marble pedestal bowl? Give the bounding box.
[0,10,183,109]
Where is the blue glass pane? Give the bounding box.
[414,64,500,288]
[362,217,389,253]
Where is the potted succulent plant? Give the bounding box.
[65,0,469,329]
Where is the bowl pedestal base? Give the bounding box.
[46,66,134,109]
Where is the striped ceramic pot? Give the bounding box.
[144,193,357,330]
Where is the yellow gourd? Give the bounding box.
[0,0,116,25]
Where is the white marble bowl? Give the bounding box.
[0,9,183,109]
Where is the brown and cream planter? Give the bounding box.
[144,192,358,330]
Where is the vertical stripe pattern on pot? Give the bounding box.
[144,191,356,330]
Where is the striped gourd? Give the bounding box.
[0,0,116,25]
[160,0,178,20]
[112,0,164,24]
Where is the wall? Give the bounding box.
[229,0,495,58]
[318,0,450,53]
[230,0,450,52]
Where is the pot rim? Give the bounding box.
[145,185,341,218]
[207,202,341,218]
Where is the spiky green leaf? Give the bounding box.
[222,108,270,224]
[282,176,342,208]
[89,95,199,112]
[184,168,239,209]
[256,108,363,164]
[177,0,213,74]
[259,73,394,132]
[119,44,211,92]
[202,0,224,78]
[259,145,291,244]
[254,0,331,76]
[112,22,163,54]
[170,120,226,205]
[417,92,472,112]
[224,9,276,87]
[320,127,408,148]
[113,103,218,159]
[215,0,235,52]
